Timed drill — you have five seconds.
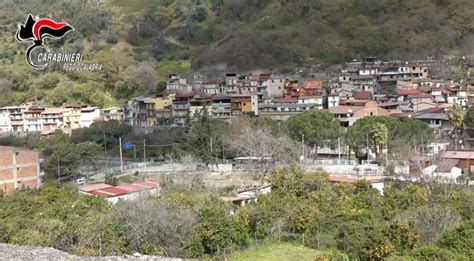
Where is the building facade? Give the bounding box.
[0,146,41,194]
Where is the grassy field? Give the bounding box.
[228,243,322,261]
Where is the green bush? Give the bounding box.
[315,249,349,261]
[409,246,469,261]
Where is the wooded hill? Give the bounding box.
[0,0,472,107]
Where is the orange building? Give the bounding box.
[0,146,41,194]
[283,80,324,98]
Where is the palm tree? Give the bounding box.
[448,103,465,151]
[371,123,388,161]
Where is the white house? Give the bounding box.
[80,107,101,128]
[327,93,340,109]
[0,107,12,132]
[298,96,324,109]
[422,159,462,183]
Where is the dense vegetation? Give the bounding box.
[0,0,473,107]
[0,166,472,259]
[0,112,436,182]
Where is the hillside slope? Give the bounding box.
[0,0,472,107]
[113,0,474,69]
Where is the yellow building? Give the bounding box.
[231,95,257,115]
[144,98,157,127]
[63,105,84,129]
[142,93,176,126]
[155,93,175,110]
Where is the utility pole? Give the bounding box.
[222,141,225,162]
[119,137,123,173]
[338,137,341,162]
[57,155,60,183]
[385,133,388,164]
[133,144,136,160]
[455,129,458,152]
[210,137,213,153]
[302,134,305,162]
[366,132,369,162]
[143,139,147,172]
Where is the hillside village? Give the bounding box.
[123,60,466,128]
[1,58,472,130]
[1,59,474,175]
[1,0,474,259]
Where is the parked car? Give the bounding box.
[153,156,165,162]
[75,177,85,185]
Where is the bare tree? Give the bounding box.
[394,205,461,245]
[225,118,298,183]
[179,154,205,191]
[112,199,197,257]
[429,60,451,80]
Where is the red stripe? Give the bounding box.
[33,19,67,40]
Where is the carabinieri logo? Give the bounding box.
[16,14,74,69]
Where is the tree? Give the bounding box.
[346,116,400,161]
[119,63,157,96]
[409,246,469,261]
[186,108,229,164]
[437,219,474,259]
[371,123,388,161]
[286,110,343,159]
[191,7,208,22]
[0,78,13,107]
[112,199,198,257]
[41,130,102,182]
[463,105,474,137]
[394,205,461,245]
[225,117,298,182]
[390,119,434,159]
[70,120,131,151]
[448,103,464,151]
[448,103,464,129]
[184,207,249,257]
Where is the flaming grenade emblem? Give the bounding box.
[16,14,74,69]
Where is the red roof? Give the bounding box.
[328,105,363,115]
[79,183,113,192]
[328,92,340,97]
[115,180,157,192]
[83,180,158,198]
[90,187,129,198]
[441,89,451,94]
[397,89,420,96]
[302,81,323,89]
[420,107,445,113]
[353,91,371,100]
[329,176,359,183]
[329,176,384,184]
[441,151,474,160]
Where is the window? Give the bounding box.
[370,112,373,116]
[243,103,246,106]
